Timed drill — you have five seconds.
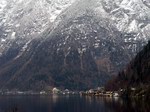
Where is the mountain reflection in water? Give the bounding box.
[0,95,149,112]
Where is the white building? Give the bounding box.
[52,87,60,94]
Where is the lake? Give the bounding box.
[0,95,149,112]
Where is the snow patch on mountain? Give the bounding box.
[128,20,139,33]
[0,0,7,12]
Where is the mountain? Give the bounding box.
[0,0,150,91]
[116,41,150,86]
[0,0,75,65]
[121,41,150,85]
[106,41,150,97]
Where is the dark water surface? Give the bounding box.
[0,95,149,112]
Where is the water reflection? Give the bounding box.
[52,94,59,104]
[103,97,150,112]
[0,95,149,112]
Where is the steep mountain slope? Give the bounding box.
[0,0,75,66]
[0,0,150,91]
[120,41,150,86]
[106,41,150,93]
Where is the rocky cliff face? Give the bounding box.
[0,0,149,90]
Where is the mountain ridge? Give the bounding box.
[0,0,150,90]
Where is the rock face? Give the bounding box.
[0,0,149,91]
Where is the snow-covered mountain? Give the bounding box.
[0,0,75,55]
[55,0,150,39]
[0,0,149,58]
[0,0,149,90]
[101,0,150,38]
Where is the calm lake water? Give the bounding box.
[0,95,149,112]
